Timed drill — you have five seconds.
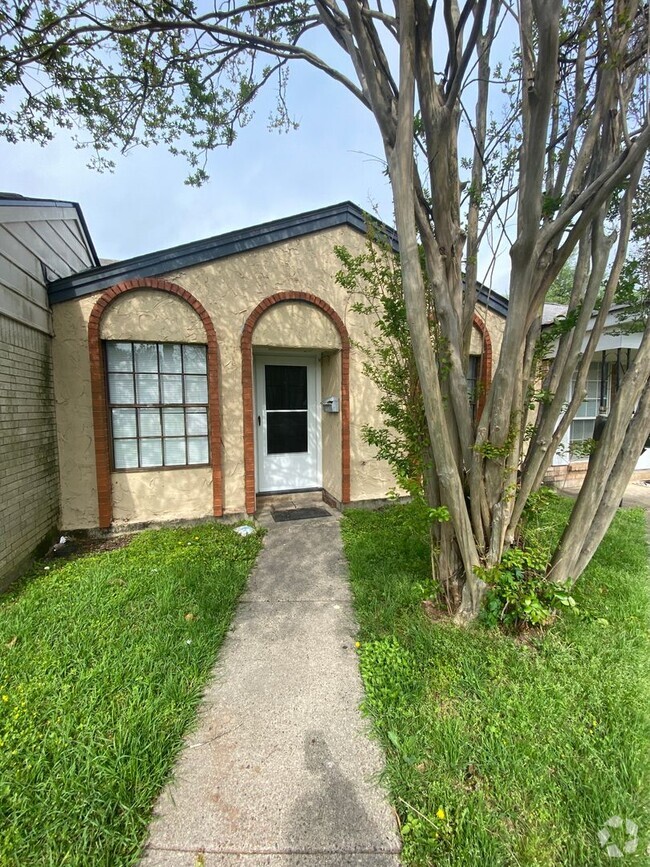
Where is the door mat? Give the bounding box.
[272,507,332,522]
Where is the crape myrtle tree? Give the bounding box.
[2,0,649,618]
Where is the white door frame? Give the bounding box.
[254,353,322,493]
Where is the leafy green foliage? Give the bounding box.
[568,437,597,459]
[614,165,650,328]
[534,306,581,362]
[343,499,650,866]
[359,636,421,717]
[479,551,577,629]
[480,487,579,629]
[335,236,432,497]
[0,1,306,181]
[0,522,263,865]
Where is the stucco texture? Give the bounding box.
[166,225,403,512]
[52,295,98,529]
[111,468,213,524]
[472,304,505,364]
[100,289,205,343]
[52,224,506,528]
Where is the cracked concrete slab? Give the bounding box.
[140,516,401,867]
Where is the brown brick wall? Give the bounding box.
[0,316,59,585]
[472,313,493,420]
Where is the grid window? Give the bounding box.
[106,341,209,470]
[466,354,481,416]
[570,360,609,449]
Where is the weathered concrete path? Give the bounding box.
[140,511,401,866]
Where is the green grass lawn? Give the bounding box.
[342,496,650,866]
[0,522,263,866]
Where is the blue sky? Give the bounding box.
[0,22,515,292]
[1,55,394,262]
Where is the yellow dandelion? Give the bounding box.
[436,808,446,820]
[355,641,361,648]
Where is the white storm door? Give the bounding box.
[255,356,321,493]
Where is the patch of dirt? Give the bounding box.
[513,621,550,647]
[45,533,136,562]
[421,598,455,623]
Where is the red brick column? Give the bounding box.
[241,291,351,515]
[88,278,223,529]
[472,313,493,419]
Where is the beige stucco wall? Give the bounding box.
[252,302,340,350]
[52,224,507,528]
[52,291,212,529]
[52,294,98,529]
[320,351,342,501]
[111,468,213,524]
[473,304,505,365]
[100,289,205,342]
[164,225,404,512]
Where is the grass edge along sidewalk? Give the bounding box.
[342,495,650,867]
[0,522,263,866]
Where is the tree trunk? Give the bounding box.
[551,320,650,583]
[389,2,484,620]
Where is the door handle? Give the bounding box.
[258,415,261,426]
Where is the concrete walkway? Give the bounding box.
[559,478,650,540]
[140,509,401,866]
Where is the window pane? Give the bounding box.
[114,439,138,469]
[267,411,308,454]
[136,373,160,404]
[571,419,594,443]
[133,343,159,372]
[140,438,163,468]
[188,437,209,464]
[184,375,208,404]
[162,374,183,404]
[138,409,161,437]
[159,343,182,373]
[107,341,211,471]
[183,344,207,373]
[164,438,186,466]
[163,408,185,436]
[111,408,137,438]
[106,342,133,372]
[186,408,208,436]
[265,365,307,410]
[108,373,135,405]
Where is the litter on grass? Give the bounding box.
[234,526,255,537]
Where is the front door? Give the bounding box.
[255,355,321,493]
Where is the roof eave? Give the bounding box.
[47,201,396,304]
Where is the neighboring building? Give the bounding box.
[546,303,650,483]
[0,194,98,585]
[46,202,506,530]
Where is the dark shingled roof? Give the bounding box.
[46,200,508,315]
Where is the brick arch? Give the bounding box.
[88,278,223,528]
[241,291,350,515]
[472,313,493,419]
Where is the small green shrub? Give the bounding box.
[479,545,577,629]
